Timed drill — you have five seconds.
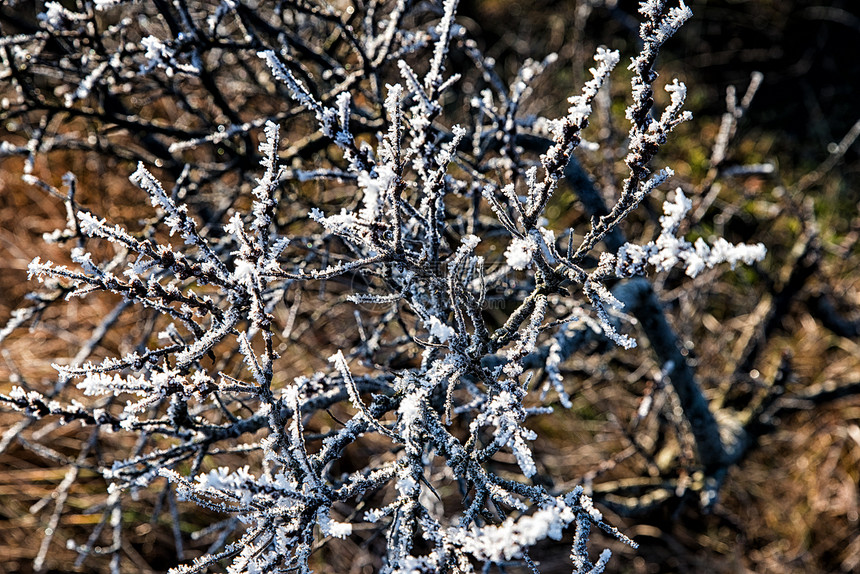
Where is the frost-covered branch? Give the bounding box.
[0,0,778,572]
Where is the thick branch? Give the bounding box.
[614,278,727,469]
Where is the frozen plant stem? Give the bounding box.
[614,278,725,469]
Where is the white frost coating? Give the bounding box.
[664,78,687,109]
[141,36,172,69]
[357,164,396,221]
[231,259,256,287]
[398,391,423,425]
[425,316,455,343]
[316,507,352,539]
[460,234,481,251]
[93,0,129,8]
[505,236,537,270]
[472,390,539,477]
[567,47,620,124]
[660,185,692,232]
[395,472,419,497]
[195,466,233,491]
[616,189,766,279]
[579,494,603,522]
[449,503,575,562]
[259,50,337,137]
[39,2,68,29]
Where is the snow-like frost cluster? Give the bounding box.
[616,189,766,278]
